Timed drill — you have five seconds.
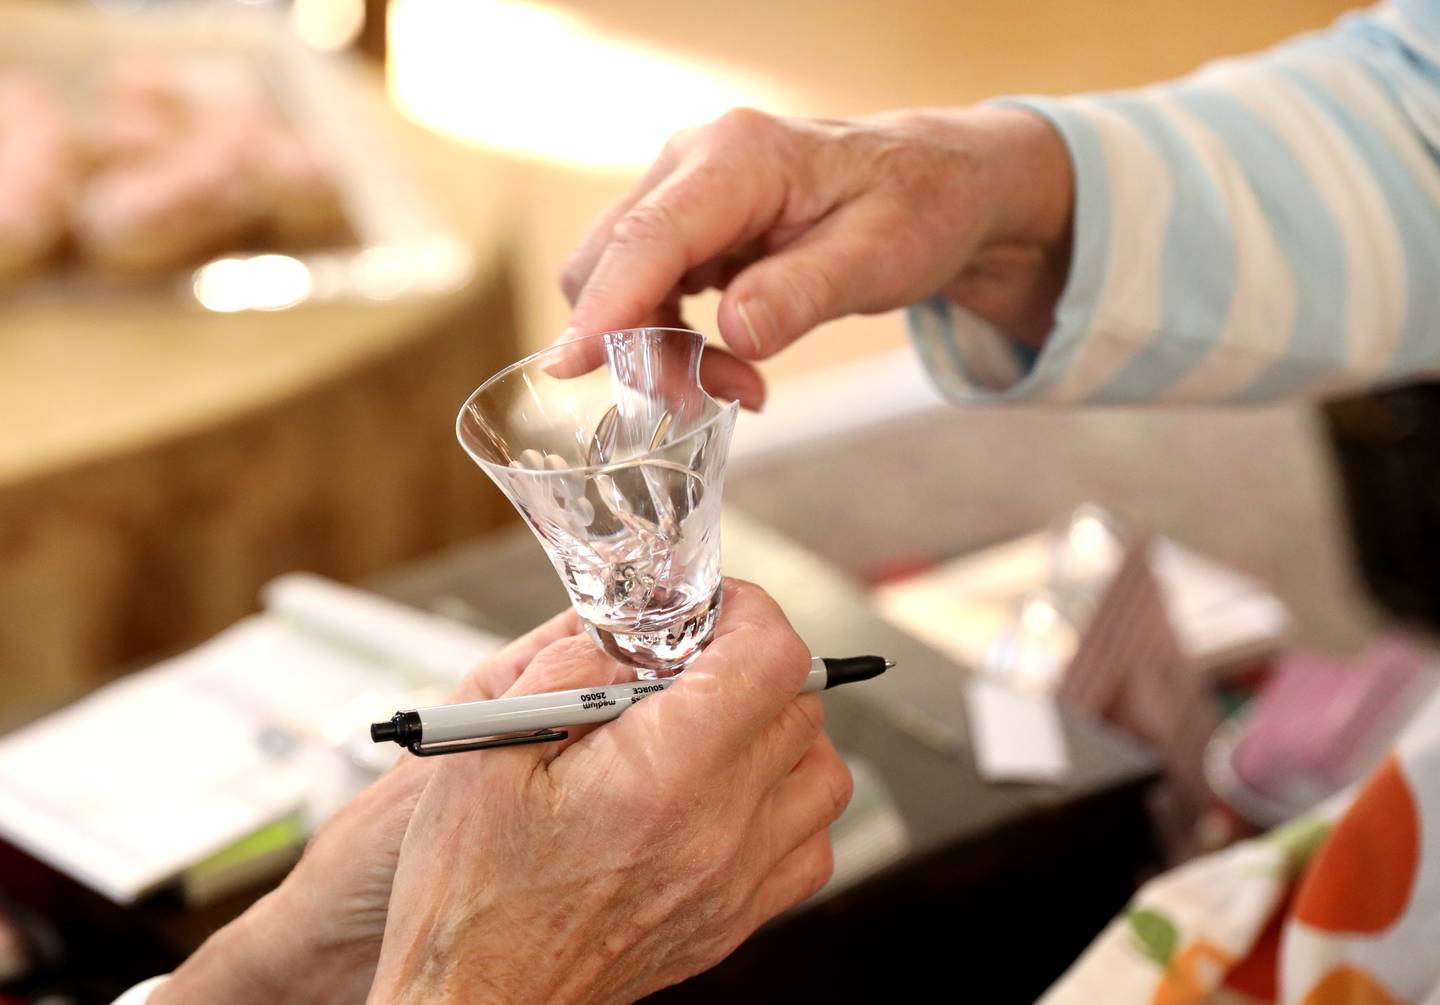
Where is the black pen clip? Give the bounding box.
[407,728,569,757]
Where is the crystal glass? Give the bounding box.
[457,328,738,677]
[982,504,1127,695]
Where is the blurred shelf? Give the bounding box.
[0,2,523,704]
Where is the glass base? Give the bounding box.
[584,585,722,678]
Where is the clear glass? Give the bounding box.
[457,328,738,677]
[981,505,1127,695]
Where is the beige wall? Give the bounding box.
[567,0,1363,113]
[503,0,1362,382]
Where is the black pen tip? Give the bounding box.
[883,659,896,670]
[821,656,893,688]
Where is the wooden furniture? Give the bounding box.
[0,3,523,707]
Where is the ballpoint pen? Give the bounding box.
[370,655,895,756]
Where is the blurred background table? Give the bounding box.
[0,1,525,708]
[0,510,1159,1004]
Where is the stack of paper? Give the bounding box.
[0,574,505,904]
[874,529,1289,680]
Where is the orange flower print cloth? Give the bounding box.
[1041,692,1440,1005]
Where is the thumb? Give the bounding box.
[716,199,926,359]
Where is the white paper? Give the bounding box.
[0,620,319,902]
[1150,540,1290,667]
[0,576,510,903]
[874,530,1290,680]
[964,677,1071,784]
[261,572,506,684]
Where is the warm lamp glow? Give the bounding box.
[193,254,313,313]
[386,0,787,170]
[292,0,365,52]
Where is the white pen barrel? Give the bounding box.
[416,681,667,743]
[804,657,826,691]
[416,658,828,744]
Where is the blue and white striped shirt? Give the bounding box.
[910,0,1440,405]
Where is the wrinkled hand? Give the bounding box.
[561,104,1073,407]
[153,609,585,1005]
[369,579,853,1005]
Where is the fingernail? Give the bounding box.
[735,300,764,356]
[556,326,581,346]
[712,384,764,412]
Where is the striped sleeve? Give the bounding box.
[910,0,1440,405]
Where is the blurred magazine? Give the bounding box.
[0,574,504,904]
[873,506,1290,691]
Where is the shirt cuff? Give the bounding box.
[907,94,1117,405]
[906,296,1027,395]
[113,975,169,1005]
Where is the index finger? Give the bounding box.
[565,158,780,346]
[447,607,582,704]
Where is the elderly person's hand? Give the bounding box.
[368,579,851,1005]
[561,106,1073,408]
[151,609,584,1004]
[150,579,849,1005]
